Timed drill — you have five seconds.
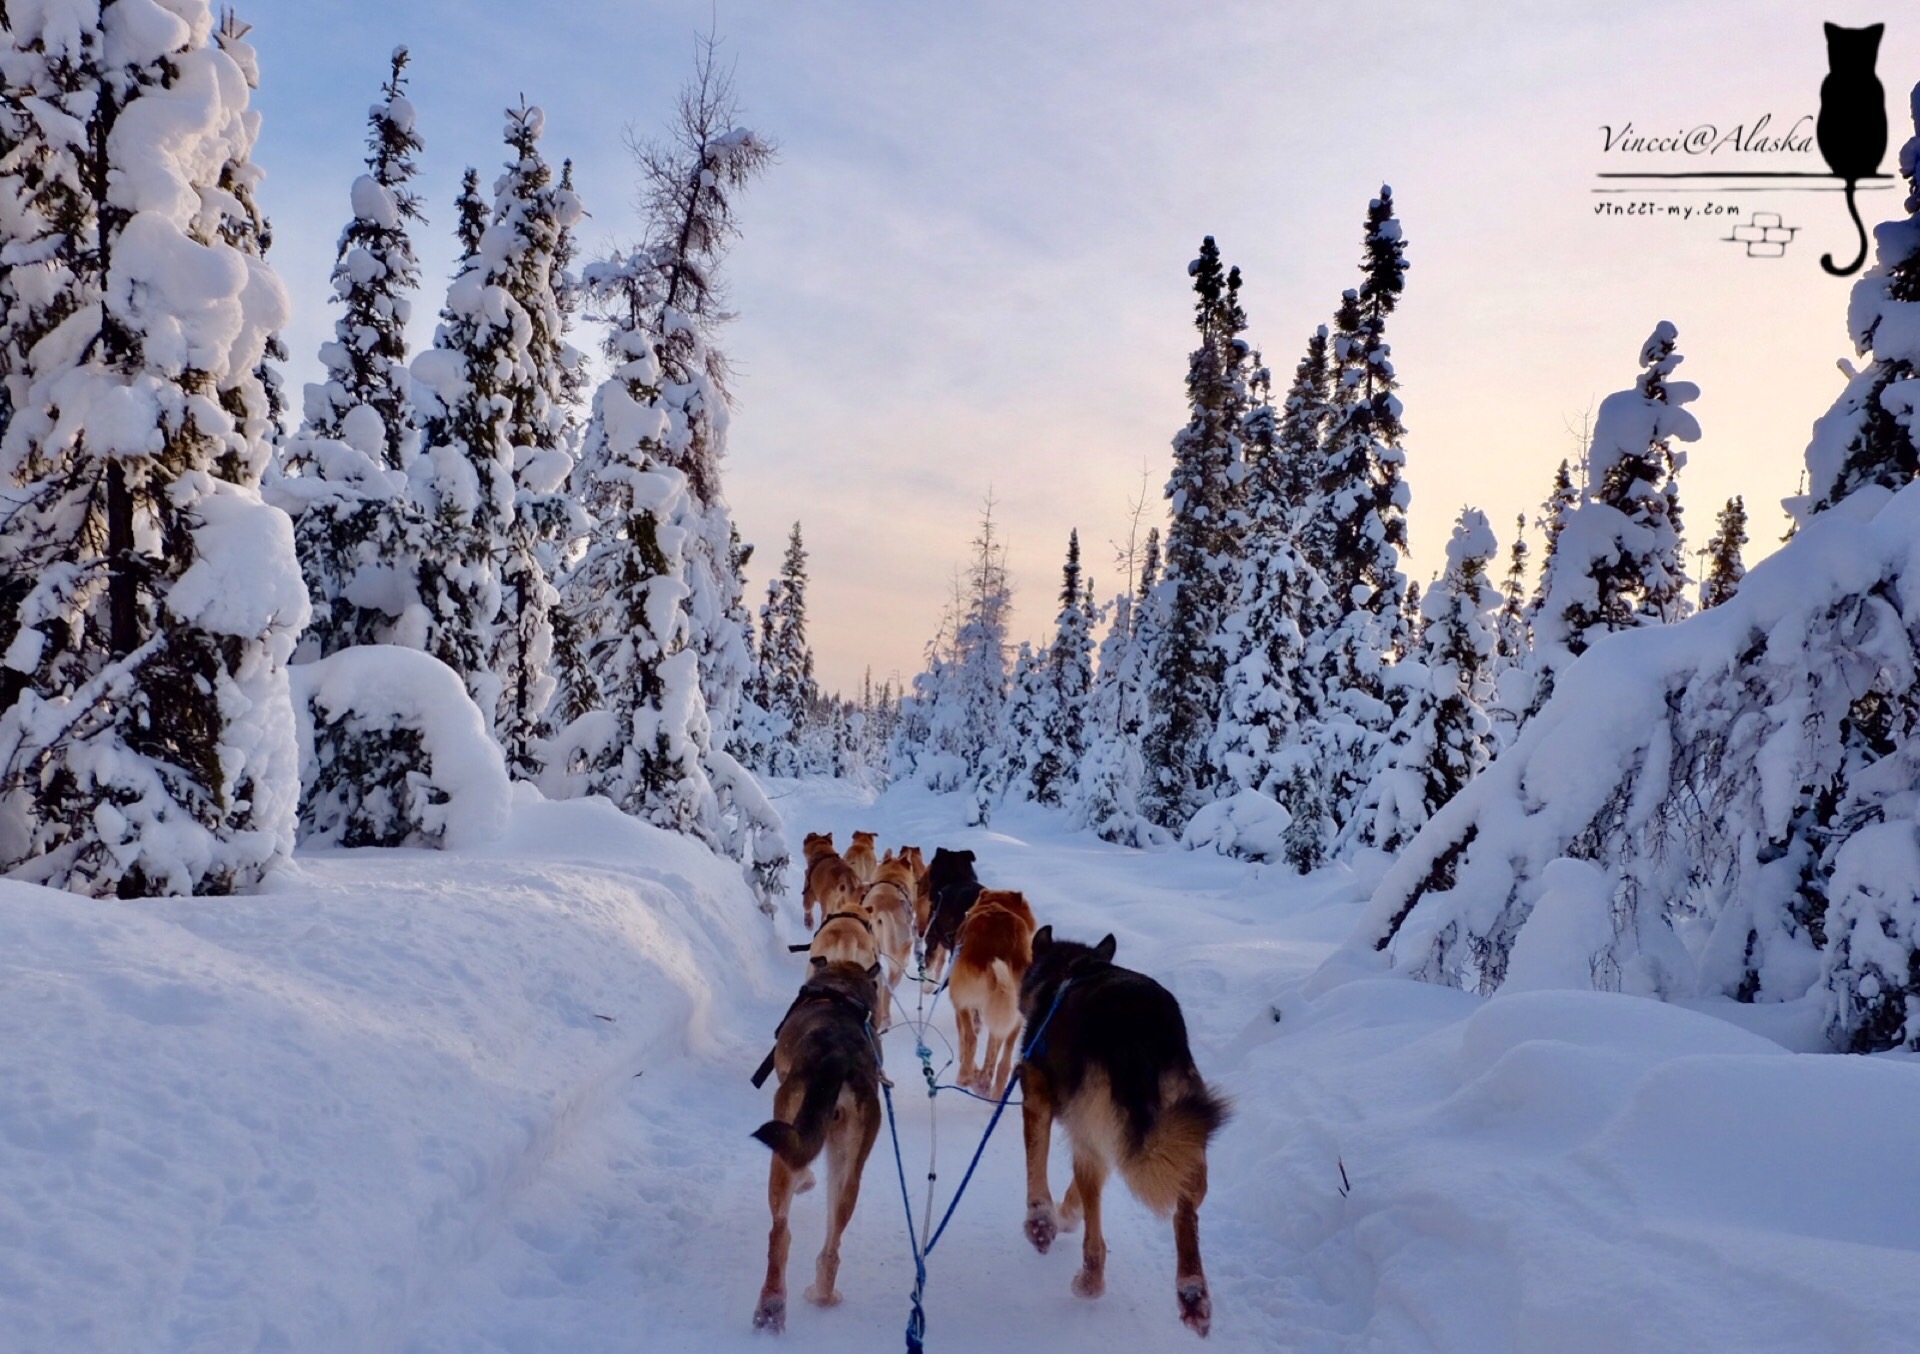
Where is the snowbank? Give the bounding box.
[0,795,782,1353]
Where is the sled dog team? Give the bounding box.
[750,829,1229,1338]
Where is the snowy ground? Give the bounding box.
[5,780,1920,1353]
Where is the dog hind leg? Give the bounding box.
[1021,1071,1059,1253]
[1069,1145,1110,1300]
[753,1155,795,1331]
[805,1104,858,1307]
[954,1005,979,1090]
[1173,1156,1212,1337]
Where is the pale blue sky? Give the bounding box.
[254,2,1913,692]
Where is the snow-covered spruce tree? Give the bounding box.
[1524,322,1699,721]
[1804,88,1920,515]
[543,250,721,839]
[1207,368,1321,835]
[1291,188,1412,844]
[1308,188,1412,695]
[0,2,307,896]
[1347,508,1498,855]
[304,47,422,469]
[1494,513,1531,669]
[1071,529,1163,845]
[755,522,818,776]
[268,46,428,664]
[1014,530,1094,806]
[487,102,584,781]
[409,166,514,717]
[909,500,1010,796]
[989,640,1044,819]
[1526,458,1579,620]
[1699,495,1748,610]
[630,39,773,752]
[1279,325,1334,543]
[1141,236,1254,830]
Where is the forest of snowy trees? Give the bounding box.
[7,3,1920,1055]
[0,6,802,908]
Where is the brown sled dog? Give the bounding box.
[1017,928,1229,1338]
[801,832,860,929]
[843,830,880,887]
[751,959,884,1333]
[947,889,1037,1096]
[863,854,918,1029]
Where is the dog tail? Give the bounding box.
[752,1069,845,1170]
[990,958,1013,994]
[1125,1078,1232,1217]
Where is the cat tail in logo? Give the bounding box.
[1817,21,1887,276]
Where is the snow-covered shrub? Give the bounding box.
[289,647,509,850]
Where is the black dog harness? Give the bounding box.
[786,909,876,953]
[749,980,873,1089]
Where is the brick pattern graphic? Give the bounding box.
[1724,211,1797,258]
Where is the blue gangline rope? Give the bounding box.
[878,978,1072,1353]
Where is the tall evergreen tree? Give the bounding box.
[1211,368,1320,812]
[1700,495,1749,610]
[1012,530,1095,806]
[1308,186,1412,704]
[0,3,307,895]
[1494,513,1531,668]
[545,251,716,832]
[306,47,423,468]
[757,522,818,773]
[1527,322,1700,719]
[410,164,516,718]
[488,101,585,780]
[271,47,428,662]
[1072,529,1163,845]
[631,38,774,752]
[1142,236,1254,830]
[1527,459,1579,620]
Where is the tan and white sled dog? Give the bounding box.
[807,909,880,972]
[843,830,880,887]
[801,832,860,930]
[947,889,1038,1097]
[1016,928,1229,1338]
[862,854,918,1028]
[750,960,884,1332]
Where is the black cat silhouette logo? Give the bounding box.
[1817,22,1888,276]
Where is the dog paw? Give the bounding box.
[752,1293,785,1333]
[1071,1267,1105,1300]
[793,1166,815,1194]
[1177,1277,1212,1337]
[803,1283,841,1308]
[1025,1203,1057,1254]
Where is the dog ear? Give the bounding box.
[867,961,883,983]
[1093,934,1117,963]
[1032,924,1053,954]
[959,849,976,863]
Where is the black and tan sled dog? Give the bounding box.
[1017,927,1229,1338]
[750,959,884,1332]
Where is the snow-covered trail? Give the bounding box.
[13,781,1920,1352]
[391,781,1366,1354]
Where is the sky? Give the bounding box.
[252,1,1917,695]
